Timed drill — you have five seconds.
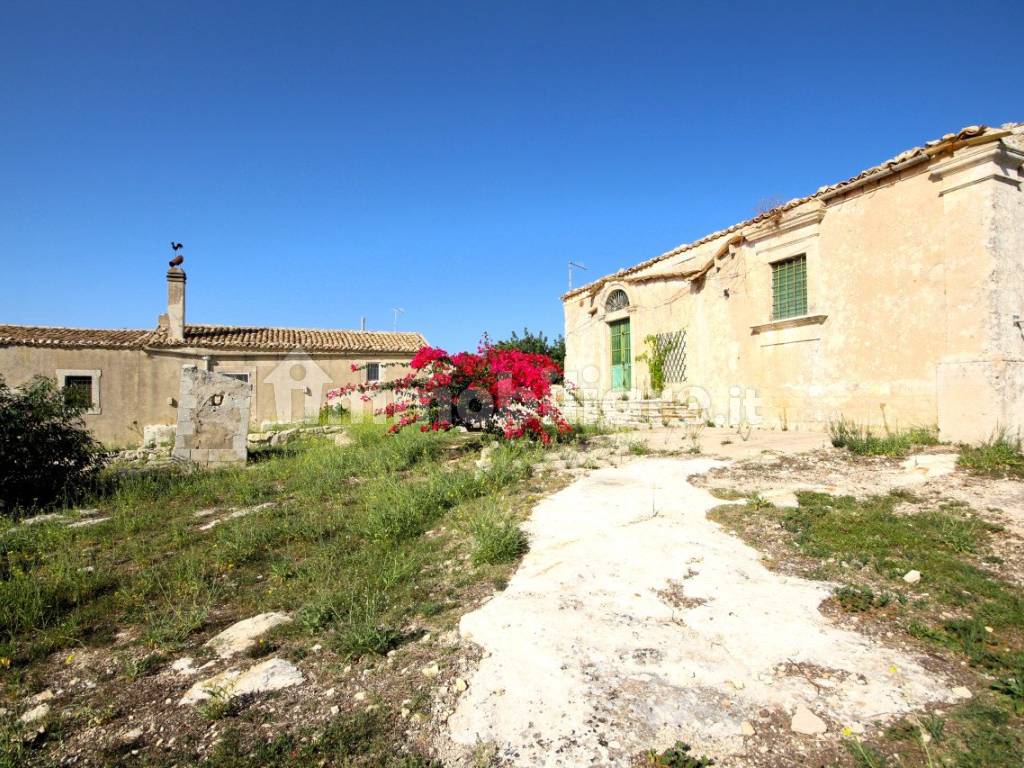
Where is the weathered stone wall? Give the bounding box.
[0,346,416,447]
[172,367,252,466]
[562,135,1024,443]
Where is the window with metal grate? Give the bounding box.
[771,255,807,320]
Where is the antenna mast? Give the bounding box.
[568,261,588,291]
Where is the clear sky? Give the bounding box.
[1,1,1020,351]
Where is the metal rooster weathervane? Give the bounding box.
[169,241,184,267]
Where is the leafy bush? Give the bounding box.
[0,376,106,517]
[328,343,571,443]
[487,327,565,371]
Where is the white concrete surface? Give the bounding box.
[447,458,959,766]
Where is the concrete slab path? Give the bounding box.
[447,458,959,766]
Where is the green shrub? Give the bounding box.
[0,376,107,517]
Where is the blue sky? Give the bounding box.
[1,1,1020,351]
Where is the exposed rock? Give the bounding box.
[197,502,275,531]
[143,424,177,448]
[790,704,827,735]
[421,662,440,679]
[179,658,303,705]
[897,453,959,485]
[951,686,972,699]
[204,612,292,658]
[740,721,756,736]
[760,488,800,508]
[903,570,922,584]
[171,657,199,676]
[20,513,64,526]
[270,428,299,447]
[19,703,50,724]
[68,517,111,529]
[333,433,352,447]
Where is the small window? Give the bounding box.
[57,369,101,414]
[771,255,807,320]
[63,375,93,407]
[605,289,629,313]
[221,372,250,383]
[366,362,381,382]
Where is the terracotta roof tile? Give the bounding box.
[0,325,152,349]
[152,325,428,353]
[563,122,1023,300]
[0,323,427,353]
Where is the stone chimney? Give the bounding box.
[164,268,186,342]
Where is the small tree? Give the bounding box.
[488,328,565,369]
[0,376,107,517]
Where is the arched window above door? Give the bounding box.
[605,289,629,313]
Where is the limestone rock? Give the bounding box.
[421,662,440,679]
[897,453,959,485]
[791,704,827,735]
[740,721,756,736]
[204,612,292,658]
[951,686,972,699]
[19,703,50,724]
[903,570,922,584]
[179,658,303,705]
[761,488,800,508]
[68,517,110,529]
[333,433,352,447]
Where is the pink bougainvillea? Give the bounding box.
[327,342,571,443]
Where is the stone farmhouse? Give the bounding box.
[0,266,426,446]
[562,123,1024,443]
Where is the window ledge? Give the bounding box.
[750,313,828,335]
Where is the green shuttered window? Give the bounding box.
[771,255,807,320]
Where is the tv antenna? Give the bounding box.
[391,307,405,330]
[568,261,588,290]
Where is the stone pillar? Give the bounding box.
[172,366,251,466]
[167,268,186,342]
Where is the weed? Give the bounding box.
[958,429,1024,479]
[829,418,938,457]
[627,439,650,455]
[466,506,528,565]
[845,738,891,767]
[992,671,1024,715]
[647,741,715,767]
[834,585,894,613]
[203,707,439,767]
[197,687,240,722]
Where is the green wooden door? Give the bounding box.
[609,318,631,390]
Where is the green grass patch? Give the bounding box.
[0,425,543,669]
[202,707,438,767]
[958,429,1024,479]
[828,418,938,457]
[712,489,1024,766]
[465,501,529,565]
